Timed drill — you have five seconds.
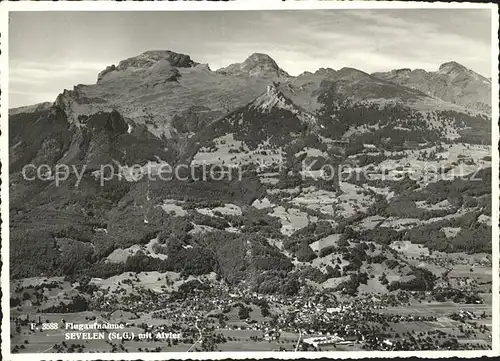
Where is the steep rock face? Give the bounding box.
[85,110,129,134]
[373,62,491,112]
[52,51,275,138]
[251,83,299,112]
[216,53,290,78]
[9,107,72,172]
[171,105,219,134]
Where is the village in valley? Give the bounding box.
[7,8,494,354]
[10,235,492,353]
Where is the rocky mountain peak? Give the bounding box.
[249,82,316,126]
[86,109,129,134]
[97,50,198,82]
[216,52,289,78]
[438,61,468,75]
[245,52,277,63]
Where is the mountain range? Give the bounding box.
[10,50,490,131]
[8,50,492,297]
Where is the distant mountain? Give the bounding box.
[372,62,491,112]
[317,66,432,103]
[9,101,53,116]
[194,83,318,150]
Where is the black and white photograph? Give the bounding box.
[1,1,498,359]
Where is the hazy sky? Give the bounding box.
[9,9,492,108]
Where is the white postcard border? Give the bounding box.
[0,1,498,360]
